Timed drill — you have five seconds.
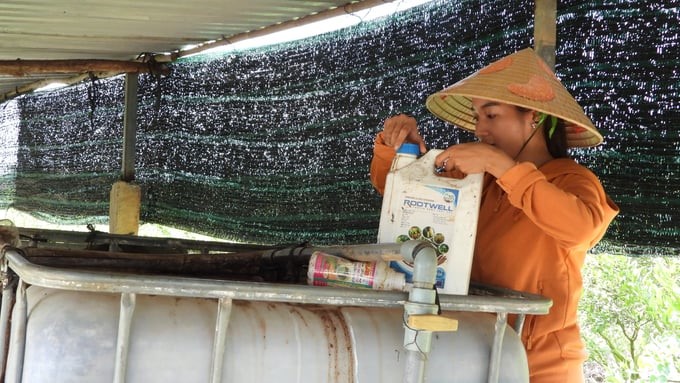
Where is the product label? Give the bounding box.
[394,185,459,251]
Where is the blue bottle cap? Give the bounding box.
[397,143,420,156]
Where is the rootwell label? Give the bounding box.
[402,199,454,212]
[402,186,459,212]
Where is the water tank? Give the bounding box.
[7,286,528,382]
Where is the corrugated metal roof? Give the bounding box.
[0,0,383,100]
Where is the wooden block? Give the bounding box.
[109,181,141,235]
[407,314,459,332]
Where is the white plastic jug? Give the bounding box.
[377,143,483,295]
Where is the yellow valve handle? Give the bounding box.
[407,314,459,332]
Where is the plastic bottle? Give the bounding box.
[307,251,405,291]
[377,146,484,295]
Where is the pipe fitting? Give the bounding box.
[400,240,438,289]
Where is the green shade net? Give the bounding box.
[0,0,678,256]
[557,0,679,255]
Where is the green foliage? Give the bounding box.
[580,254,680,382]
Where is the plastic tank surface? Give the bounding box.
[8,286,529,383]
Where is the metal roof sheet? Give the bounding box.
[0,0,380,100]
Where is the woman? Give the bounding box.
[370,48,619,382]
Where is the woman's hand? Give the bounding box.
[434,142,517,178]
[382,114,427,154]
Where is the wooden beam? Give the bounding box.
[0,59,170,101]
[0,59,169,76]
[534,0,557,69]
[0,71,118,102]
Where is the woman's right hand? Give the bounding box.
[381,114,427,154]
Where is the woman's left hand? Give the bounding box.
[434,142,517,178]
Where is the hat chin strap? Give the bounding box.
[512,122,541,161]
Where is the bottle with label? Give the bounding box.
[307,251,406,291]
[377,144,483,295]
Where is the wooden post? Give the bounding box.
[534,0,557,70]
[110,73,141,235]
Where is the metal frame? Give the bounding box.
[0,247,551,383]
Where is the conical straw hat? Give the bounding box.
[425,48,603,148]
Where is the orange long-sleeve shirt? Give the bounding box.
[370,133,619,382]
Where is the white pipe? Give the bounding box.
[113,293,136,383]
[6,280,26,383]
[487,312,508,383]
[0,279,15,379]
[210,297,233,383]
[401,241,439,383]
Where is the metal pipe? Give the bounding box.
[6,280,27,383]
[487,312,508,383]
[3,249,551,315]
[514,314,526,334]
[0,278,15,379]
[209,298,233,383]
[122,73,138,182]
[113,293,136,383]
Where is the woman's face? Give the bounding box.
[471,98,535,158]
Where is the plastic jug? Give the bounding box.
[377,143,483,295]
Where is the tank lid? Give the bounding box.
[397,143,420,156]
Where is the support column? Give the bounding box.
[110,73,141,235]
[534,0,557,70]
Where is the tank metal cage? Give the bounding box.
[0,229,552,383]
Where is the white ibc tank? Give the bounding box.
[9,286,528,383]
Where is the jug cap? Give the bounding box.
[397,143,420,156]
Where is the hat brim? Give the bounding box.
[425,48,604,148]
